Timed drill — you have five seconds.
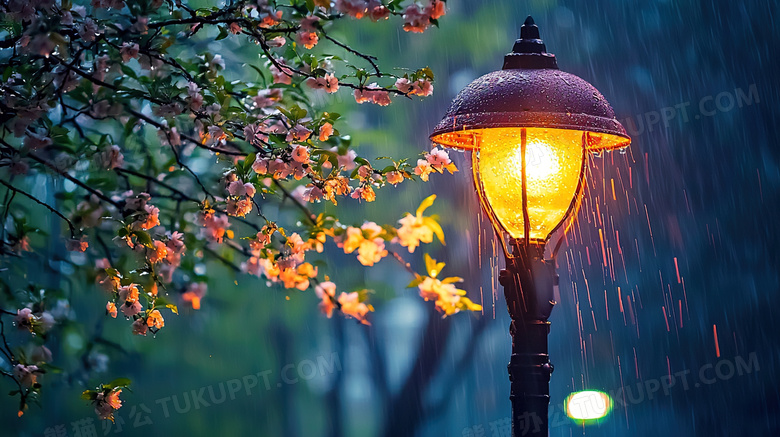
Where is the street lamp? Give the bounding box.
[430,16,630,436]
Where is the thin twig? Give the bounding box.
[0,179,77,238]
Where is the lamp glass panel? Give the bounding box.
[476,127,585,241]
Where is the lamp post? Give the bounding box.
[430,16,631,437]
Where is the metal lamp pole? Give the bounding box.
[501,243,556,436]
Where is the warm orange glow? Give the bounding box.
[432,128,629,152]
[473,127,585,241]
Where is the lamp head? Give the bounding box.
[430,17,630,248]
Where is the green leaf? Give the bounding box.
[216,26,229,40]
[106,378,132,389]
[81,390,97,401]
[132,231,154,249]
[243,152,257,173]
[154,296,179,315]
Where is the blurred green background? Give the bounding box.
[3,0,779,436]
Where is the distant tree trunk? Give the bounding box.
[326,316,345,437]
[381,309,451,437]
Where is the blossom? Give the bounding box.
[286,124,312,142]
[14,364,39,388]
[199,211,230,243]
[106,302,117,318]
[354,83,391,106]
[425,0,446,19]
[319,122,334,141]
[386,171,404,185]
[210,54,225,70]
[226,197,253,217]
[350,186,376,202]
[139,204,160,230]
[131,318,148,336]
[306,74,339,93]
[356,237,387,266]
[270,64,293,85]
[302,185,324,203]
[66,236,89,252]
[267,36,286,48]
[298,31,319,49]
[120,43,140,62]
[146,310,164,329]
[95,145,124,170]
[228,180,256,197]
[291,145,310,163]
[147,240,168,264]
[95,389,123,420]
[79,18,101,42]
[395,78,433,97]
[182,282,207,310]
[414,159,433,181]
[337,292,370,324]
[368,0,390,21]
[403,4,431,33]
[132,16,149,34]
[315,281,337,318]
[417,276,460,314]
[336,0,368,18]
[425,146,452,170]
[397,213,434,253]
[14,308,33,331]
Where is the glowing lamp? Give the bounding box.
[430,16,630,437]
[431,17,630,247]
[565,390,613,421]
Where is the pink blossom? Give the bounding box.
[353,83,391,106]
[291,145,310,163]
[267,36,286,48]
[14,308,33,331]
[120,43,140,62]
[414,159,433,181]
[319,122,334,141]
[244,124,269,145]
[252,158,270,175]
[270,64,293,85]
[425,146,451,170]
[95,145,124,169]
[14,364,39,387]
[335,0,368,18]
[23,129,51,150]
[305,73,339,93]
[425,0,446,19]
[226,197,253,217]
[131,16,149,35]
[131,318,148,335]
[66,236,89,252]
[121,300,142,317]
[302,185,324,203]
[79,18,101,42]
[228,180,257,197]
[337,292,370,324]
[403,4,430,33]
[367,0,390,21]
[286,124,312,142]
[298,31,319,49]
[315,281,337,318]
[386,171,404,185]
[210,54,225,70]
